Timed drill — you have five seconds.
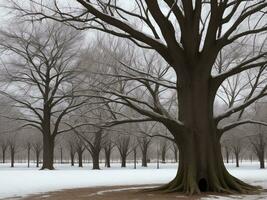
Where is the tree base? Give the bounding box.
[150,173,261,195]
[40,165,55,170]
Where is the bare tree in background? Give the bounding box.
[0,138,8,163]
[116,134,133,168]
[231,135,243,168]
[249,126,266,169]
[170,142,178,163]
[32,138,42,168]
[25,141,31,168]
[75,138,85,168]
[66,138,77,167]
[0,21,87,170]
[138,136,151,167]
[160,138,169,164]
[8,136,18,168]
[103,136,115,168]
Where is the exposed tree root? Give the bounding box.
[146,171,261,196]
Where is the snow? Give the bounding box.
[1,162,267,199]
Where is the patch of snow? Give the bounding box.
[1,162,267,199]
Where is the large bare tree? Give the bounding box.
[10,0,267,194]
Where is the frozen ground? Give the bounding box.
[1,162,267,199]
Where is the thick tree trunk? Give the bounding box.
[161,149,166,163]
[105,150,111,168]
[235,153,239,168]
[92,151,100,170]
[121,155,126,168]
[226,150,229,164]
[159,72,259,194]
[41,136,55,170]
[141,149,148,167]
[258,152,265,169]
[70,153,75,166]
[260,158,265,169]
[78,151,83,167]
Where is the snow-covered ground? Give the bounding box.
[1,162,267,199]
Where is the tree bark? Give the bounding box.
[257,151,265,169]
[77,151,83,167]
[121,156,126,168]
[159,72,258,194]
[141,149,148,167]
[104,149,111,168]
[41,136,55,170]
[92,152,100,170]
[70,152,75,166]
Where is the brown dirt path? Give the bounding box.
[19,185,206,200]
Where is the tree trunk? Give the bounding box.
[226,150,229,164]
[60,147,63,164]
[105,150,111,168]
[92,151,100,170]
[41,136,55,170]
[161,149,166,163]
[134,148,137,169]
[10,149,15,168]
[70,153,75,166]
[235,153,239,167]
[27,147,30,168]
[159,73,258,194]
[141,149,148,167]
[260,158,265,169]
[121,155,126,168]
[78,151,83,167]
[258,151,265,169]
[174,148,178,163]
[36,152,40,168]
[2,149,5,163]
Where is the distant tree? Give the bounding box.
[116,135,132,168]
[0,22,86,170]
[75,138,85,168]
[25,141,31,168]
[160,138,170,164]
[249,127,266,169]
[66,138,77,167]
[8,136,18,168]
[170,142,178,163]
[231,136,243,168]
[138,136,151,167]
[103,137,115,168]
[0,139,8,163]
[32,139,42,168]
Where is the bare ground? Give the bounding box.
[18,185,206,200]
